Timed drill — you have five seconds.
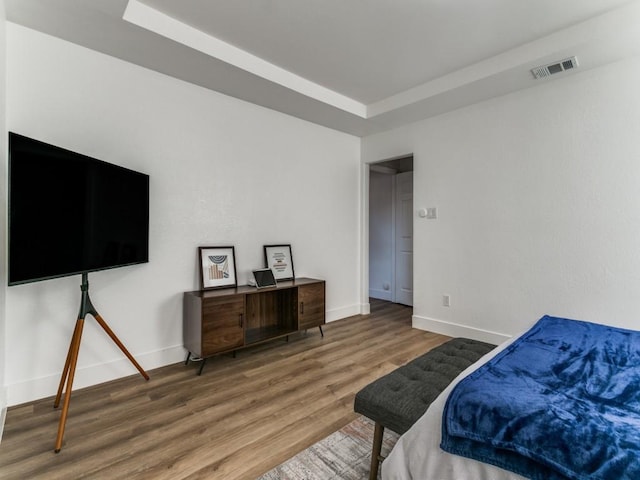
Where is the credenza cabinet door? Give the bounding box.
[298,282,325,330]
[201,295,245,356]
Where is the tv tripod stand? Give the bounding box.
[53,273,149,452]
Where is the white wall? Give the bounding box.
[5,24,361,405]
[369,170,393,300]
[363,56,640,344]
[0,0,8,439]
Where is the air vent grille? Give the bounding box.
[531,56,578,79]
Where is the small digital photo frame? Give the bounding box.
[252,268,277,288]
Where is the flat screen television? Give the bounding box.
[8,132,150,286]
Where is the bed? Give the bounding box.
[382,315,640,480]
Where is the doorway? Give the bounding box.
[368,156,413,306]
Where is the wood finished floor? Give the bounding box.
[0,299,449,480]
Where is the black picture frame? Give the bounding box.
[263,244,295,281]
[198,246,237,290]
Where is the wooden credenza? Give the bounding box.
[183,277,325,374]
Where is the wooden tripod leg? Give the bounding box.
[54,318,85,453]
[54,319,83,409]
[93,314,149,381]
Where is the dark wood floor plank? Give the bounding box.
[0,300,449,480]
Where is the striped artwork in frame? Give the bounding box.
[198,246,237,290]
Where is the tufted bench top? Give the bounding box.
[354,337,496,435]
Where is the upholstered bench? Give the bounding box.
[354,338,496,480]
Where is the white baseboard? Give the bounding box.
[369,289,391,301]
[326,303,362,323]
[0,385,7,443]
[412,314,511,345]
[7,344,186,407]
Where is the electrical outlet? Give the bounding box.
[443,295,450,307]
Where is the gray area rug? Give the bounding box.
[257,416,399,480]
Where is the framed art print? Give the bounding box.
[199,246,237,290]
[264,244,295,281]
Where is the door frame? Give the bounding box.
[361,154,414,313]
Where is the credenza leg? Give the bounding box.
[197,358,207,376]
[319,325,324,337]
[185,351,191,365]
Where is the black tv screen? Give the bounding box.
[8,132,149,285]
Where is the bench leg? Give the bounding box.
[370,422,384,480]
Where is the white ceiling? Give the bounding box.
[5,0,640,136]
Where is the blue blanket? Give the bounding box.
[441,315,640,480]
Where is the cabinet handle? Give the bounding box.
[300,302,304,315]
[239,313,244,328]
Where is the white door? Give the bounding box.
[395,172,413,306]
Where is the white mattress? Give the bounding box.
[382,336,528,480]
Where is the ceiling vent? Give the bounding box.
[531,56,579,79]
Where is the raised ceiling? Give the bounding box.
[6,0,640,136]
